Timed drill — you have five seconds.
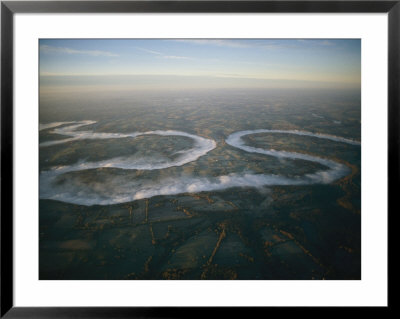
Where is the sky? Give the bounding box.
[39,39,361,91]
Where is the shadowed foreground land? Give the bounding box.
[40,184,360,280]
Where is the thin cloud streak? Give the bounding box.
[40,45,119,57]
[136,47,193,60]
[176,39,338,50]
[174,39,252,48]
[174,39,293,50]
[136,47,163,55]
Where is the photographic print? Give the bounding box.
[39,39,361,280]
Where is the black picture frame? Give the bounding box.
[1,0,396,317]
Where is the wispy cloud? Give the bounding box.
[136,47,163,55]
[136,47,193,60]
[173,39,296,51]
[40,45,119,57]
[174,39,251,48]
[176,39,338,50]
